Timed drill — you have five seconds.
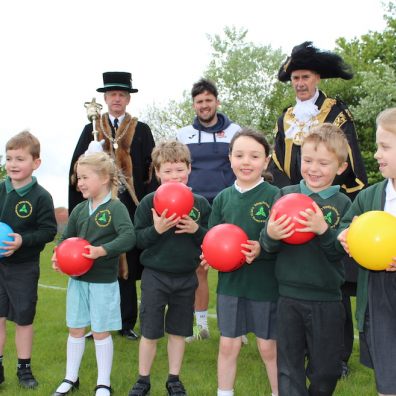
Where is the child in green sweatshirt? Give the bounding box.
[52,152,135,396]
[260,124,351,396]
[0,131,57,389]
[128,140,210,396]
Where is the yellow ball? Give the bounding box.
[347,211,396,271]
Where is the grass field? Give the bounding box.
[1,241,379,395]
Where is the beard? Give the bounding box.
[197,111,217,125]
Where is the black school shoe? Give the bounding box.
[128,380,151,396]
[0,364,4,384]
[166,379,187,396]
[94,384,113,394]
[17,367,38,389]
[51,378,80,395]
[118,329,140,340]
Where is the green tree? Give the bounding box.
[0,156,5,181]
[141,27,287,140]
[205,26,287,133]
[323,2,396,183]
[142,96,194,141]
[142,3,396,183]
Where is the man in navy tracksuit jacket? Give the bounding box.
[177,78,240,341]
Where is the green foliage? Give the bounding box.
[141,27,289,141]
[205,26,288,133]
[142,95,194,141]
[329,2,396,183]
[0,156,6,181]
[142,2,396,185]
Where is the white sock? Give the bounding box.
[56,335,85,393]
[94,335,113,394]
[195,310,208,329]
[217,389,234,396]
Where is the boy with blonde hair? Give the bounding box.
[128,140,211,396]
[0,131,57,388]
[260,123,352,396]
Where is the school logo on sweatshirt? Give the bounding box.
[250,201,270,223]
[189,207,200,223]
[95,209,112,227]
[15,200,33,218]
[321,205,341,228]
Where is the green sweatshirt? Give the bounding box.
[337,179,387,331]
[209,182,279,301]
[260,182,351,301]
[60,198,136,283]
[0,177,57,264]
[134,191,211,274]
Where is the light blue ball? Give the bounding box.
[0,222,14,251]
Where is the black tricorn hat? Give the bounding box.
[97,71,138,93]
[278,41,353,82]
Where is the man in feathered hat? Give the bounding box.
[270,41,367,198]
[68,71,156,342]
[269,42,368,386]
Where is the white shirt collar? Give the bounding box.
[292,89,320,122]
[295,89,320,106]
[89,192,112,215]
[109,114,125,126]
[384,179,396,217]
[234,178,264,193]
[385,179,396,200]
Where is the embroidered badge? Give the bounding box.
[250,202,271,223]
[321,205,341,228]
[216,131,226,138]
[15,200,33,218]
[189,207,201,223]
[95,209,112,227]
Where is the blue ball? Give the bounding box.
[0,222,14,252]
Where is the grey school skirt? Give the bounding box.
[217,294,277,339]
[359,270,396,394]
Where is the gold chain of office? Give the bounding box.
[99,117,133,149]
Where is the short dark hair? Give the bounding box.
[229,128,273,182]
[229,128,271,157]
[191,78,218,99]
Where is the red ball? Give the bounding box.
[153,182,194,218]
[56,237,94,276]
[202,224,248,272]
[272,193,316,245]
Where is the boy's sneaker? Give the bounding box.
[0,364,4,384]
[17,367,38,389]
[166,379,187,396]
[128,380,151,396]
[185,325,209,343]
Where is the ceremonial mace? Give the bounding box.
[84,98,103,141]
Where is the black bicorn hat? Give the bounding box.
[96,71,138,93]
[278,41,354,82]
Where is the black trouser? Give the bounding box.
[341,282,356,363]
[119,248,143,331]
[119,276,138,331]
[341,256,358,364]
[277,297,344,396]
